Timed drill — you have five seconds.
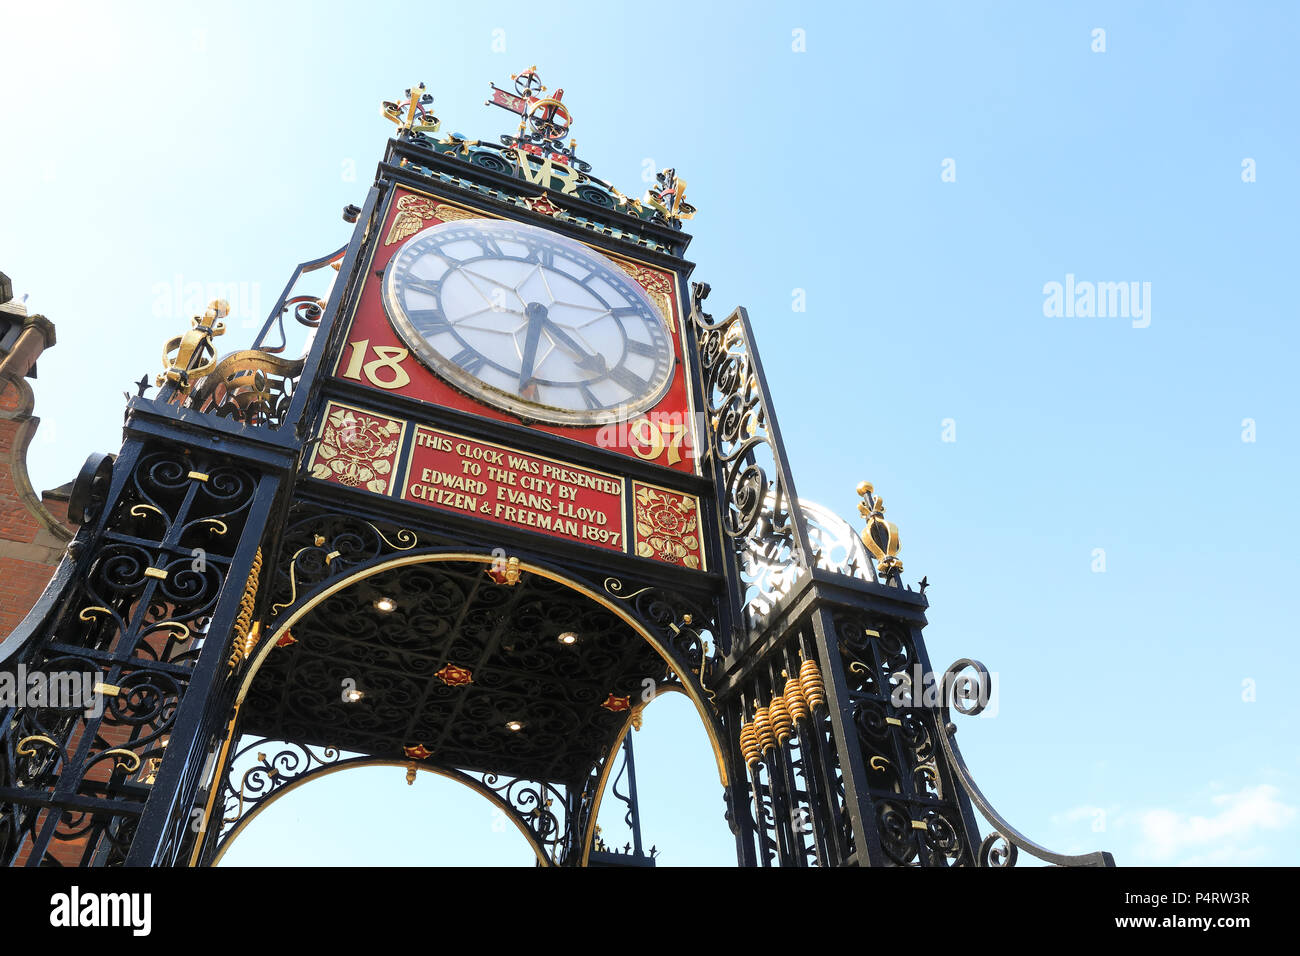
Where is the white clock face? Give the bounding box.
[383,218,676,426]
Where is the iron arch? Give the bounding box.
[211,756,554,866]
[195,549,730,865]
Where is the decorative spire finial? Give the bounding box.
[856,480,903,580]
[643,167,696,226]
[381,83,440,136]
[487,66,582,167]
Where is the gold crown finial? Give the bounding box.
[157,299,227,391]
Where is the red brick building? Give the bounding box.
[0,271,73,635]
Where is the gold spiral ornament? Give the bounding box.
[227,548,263,668]
[16,735,57,757]
[783,670,810,724]
[799,656,826,712]
[738,721,760,768]
[768,693,793,745]
[102,748,142,773]
[753,704,775,753]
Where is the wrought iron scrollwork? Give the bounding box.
[742,495,874,634]
[602,577,720,689]
[210,737,582,866]
[216,739,344,837]
[833,613,973,866]
[266,512,419,620]
[469,770,573,862]
[934,658,1115,868]
[389,141,674,253]
[689,283,815,631]
[252,249,343,359]
[1,446,262,866]
[67,452,115,525]
[158,246,344,431]
[185,350,305,428]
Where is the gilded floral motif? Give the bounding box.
[309,404,405,495]
[632,482,703,569]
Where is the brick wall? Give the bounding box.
[0,310,73,636]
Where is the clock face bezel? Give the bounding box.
[381,217,677,427]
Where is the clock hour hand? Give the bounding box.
[539,313,607,374]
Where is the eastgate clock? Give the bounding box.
[383,218,675,426]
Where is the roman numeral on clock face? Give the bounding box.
[624,338,659,357]
[407,309,451,333]
[607,366,650,396]
[404,277,442,297]
[451,348,487,375]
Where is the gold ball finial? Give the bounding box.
[856,480,874,497]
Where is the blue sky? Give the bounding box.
[2,1,1296,866]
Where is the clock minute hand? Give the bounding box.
[540,314,606,374]
[518,301,547,392]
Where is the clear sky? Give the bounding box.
[2,1,1296,866]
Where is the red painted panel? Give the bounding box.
[402,424,627,553]
[333,187,698,474]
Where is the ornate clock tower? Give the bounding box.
[0,69,1112,868]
